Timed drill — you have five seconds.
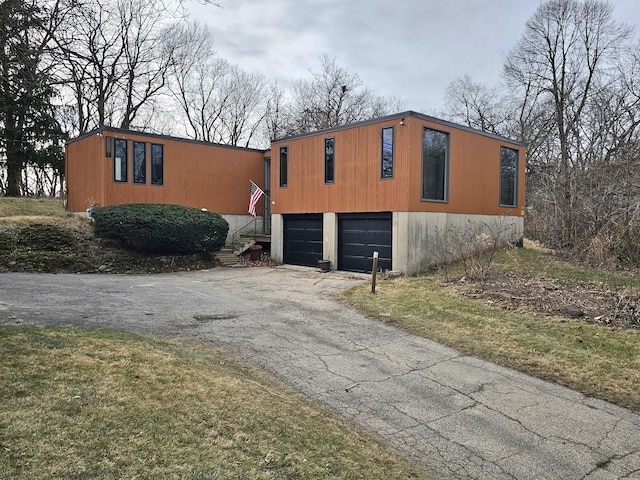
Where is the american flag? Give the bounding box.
[248,181,264,217]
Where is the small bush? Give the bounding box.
[92,204,229,254]
[16,223,76,251]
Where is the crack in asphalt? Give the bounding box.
[2,269,640,480]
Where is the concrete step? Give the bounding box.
[233,238,256,256]
[216,249,240,266]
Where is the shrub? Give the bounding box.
[16,223,76,251]
[92,203,229,254]
[0,230,15,252]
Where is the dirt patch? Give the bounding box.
[449,273,640,330]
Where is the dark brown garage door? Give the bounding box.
[338,213,392,273]
[283,214,323,267]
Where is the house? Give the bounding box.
[65,111,525,274]
[65,126,267,245]
[268,111,525,274]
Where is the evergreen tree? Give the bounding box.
[0,0,64,196]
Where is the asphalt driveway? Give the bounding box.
[1,267,639,479]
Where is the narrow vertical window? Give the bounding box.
[422,128,449,201]
[113,138,127,182]
[279,146,288,187]
[105,136,113,157]
[500,146,518,207]
[151,143,164,186]
[381,126,394,178]
[324,137,335,183]
[133,141,146,184]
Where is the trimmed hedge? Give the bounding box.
[92,204,229,254]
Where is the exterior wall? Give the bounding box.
[404,118,525,217]
[394,211,524,274]
[322,212,338,268]
[271,214,284,262]
[65,133,105,210]
[271,117,411,214]
[65,128,266,217]
[221,214,264,246]
[275,209,523,274]
[270,111,525,218]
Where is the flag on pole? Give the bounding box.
[248,180,264,217]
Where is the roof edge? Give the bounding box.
[272,110,526,147]
[66,126,270,153]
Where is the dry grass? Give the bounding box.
[0,197,65,218]
[0,327,431,479]
[341,247,640,413]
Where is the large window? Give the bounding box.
[422,128,449,201]
[324,137,335,183]
[500,146,518,207]
[151,143,164,186]
[113,138,127,182]
[133,141,146,184]
[279,146,288,187]
[381,126,394,178]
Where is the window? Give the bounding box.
[105,136,113,157]
[279,146,288,187]
[113,138,127,182]
[324,137,335,183]
[500,146,518,207]
[151,143,164,186]
[133,141,146,184]
[381,126,394,178]
[422,128,449,201]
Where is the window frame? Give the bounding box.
[151,143,164,186]
[133,141,146,184]
[499,146,519,207]
[113,138,128,183]
[279,146,288,187]
[421,127,450,202]
[380,126,394,179]
[324,137,335,184]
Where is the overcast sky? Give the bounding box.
[186,0,640,114]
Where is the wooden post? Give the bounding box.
[371,251,379,294]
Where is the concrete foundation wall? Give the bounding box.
[220,214,264,246]
[323,212,338,269]
[394,212,524,274]
[271,211,523,274]
[271,214,284,262]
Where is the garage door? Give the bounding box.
[283,214,323,267]
[338,213,392,273]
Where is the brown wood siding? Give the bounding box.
[65,129,266,215]
[272,120,412,214]
[271,115,526,216]
[65,133,105,212]
[406,118,526,215]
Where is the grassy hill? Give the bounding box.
[0,197,219,273]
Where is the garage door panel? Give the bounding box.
[284,215,323,267]
[339,213,392,273]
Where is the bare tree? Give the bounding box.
[219,67,268,147]
[503,0,633,248]
[442,75,507,135]
[283,54,404,136]
[167,22,276,147]
[56,0,188,134]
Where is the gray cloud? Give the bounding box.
[188,0,640,111]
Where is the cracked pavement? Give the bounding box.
[1,267,639,479]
